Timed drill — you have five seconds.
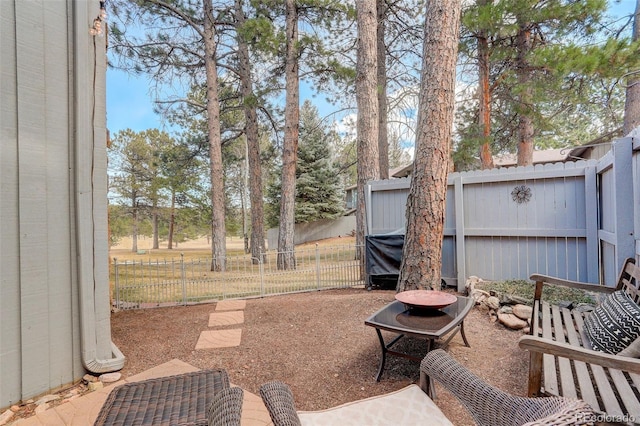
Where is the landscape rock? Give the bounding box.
[500,294,530,305]
[465,276,483,291]
[485,296,501,310]
[35,394,59,405]
[557,301,574,310]
[99,372,122,383]
[88,381,104,391]
[498,305,513,315]
[62,394,81,404]
[497,312,528,330]
[63,388,82,398]
[83,374,98,383]
[512,304,533,321]
[470,289,491,305]
[9,406,20,413]
[573,303,595,313]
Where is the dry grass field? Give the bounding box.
[109,235,356,262]
[110,235,244,261]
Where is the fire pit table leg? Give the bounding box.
[373,329,404,381]
[459,321,470,347]
[374,328,387,381]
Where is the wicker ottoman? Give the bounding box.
[94,369,229,426]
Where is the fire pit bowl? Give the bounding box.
[395,290,457,312]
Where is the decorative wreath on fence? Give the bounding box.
[511,185,532,204]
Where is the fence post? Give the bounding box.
[181,253,187,305]
[114,258,119,309]
[612,138,635,273]
[316,243,321,290]
[584,165,599,283]
[454,176,466,292]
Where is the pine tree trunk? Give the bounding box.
[516,22,534,167]
[397,0,461,291]
[152,200,159,249]
[203,0,226,271]
[131,197,138,253]
[241,148,249,254]
[477,0,494,170]
[235,0,266,263]
[356,0,380,273]
[277,0,299,270]
[517,113,534,166]
[377,0,389,179]
[168,191,175,249]
[624,0,640,135]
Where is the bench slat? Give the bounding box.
[629,373,640,422]
[573,312,624,416]
[540,301,558,396]
[609,369,640,419]
[561,308,598,406]
[553,305,577,399]
[528,302,543,397]
[621,259,640,301]
[589,365,624,416]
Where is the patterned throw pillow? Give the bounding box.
[583,291,640,354]
[619,336,640,357]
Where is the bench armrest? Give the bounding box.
[529,274,615,302]
[519,335,640,374]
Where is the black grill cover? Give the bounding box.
[365,234,404,288]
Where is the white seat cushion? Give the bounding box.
[297,384,453,426]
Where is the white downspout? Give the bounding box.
[73,0,125,373]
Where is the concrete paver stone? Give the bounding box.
[238,389,273,426]
[209,311,244,327]
[195,329,242,349]
[215,300,246,311]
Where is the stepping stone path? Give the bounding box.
[9,298,273,425]
[195,300,246,350]
[208,311,244,327]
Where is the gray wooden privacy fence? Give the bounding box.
[365,137,640,291]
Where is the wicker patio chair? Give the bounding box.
[259,381,302,426]
[421,349,596,426]
[207,387,244,426]
[94,369,235,426]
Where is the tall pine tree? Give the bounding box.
[456,0,637,168]
[295,101,345,223]
[265,101,345,227]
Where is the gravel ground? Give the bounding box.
[109,287,529,425]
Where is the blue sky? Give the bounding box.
[106,64,342,135]
[106,0,637,136]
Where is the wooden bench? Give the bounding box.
[519,258,640,423]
